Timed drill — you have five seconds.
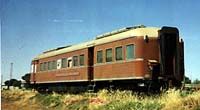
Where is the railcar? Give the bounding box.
[29,25,184,92]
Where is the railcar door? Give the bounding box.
[178,39,184,81]
[88,47,94,80]
[159,27,181,80]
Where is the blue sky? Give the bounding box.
[1,0,200,82]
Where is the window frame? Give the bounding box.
[48,61,51,70]
[43,62,47,71]
[126,44,135,60]
[52,60,57,70]
[73,56,78,67]
[106,48,113,62]
[115,46,123,61]
[61,58,67,68]
[67,57,73,68]
[79,54,85,66]
[40,63,43,71]
[97,50,103,63]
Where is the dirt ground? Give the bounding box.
[1,90,46,110]
[1,98,43,110]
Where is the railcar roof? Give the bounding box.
[33,26,160,60]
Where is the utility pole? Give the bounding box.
[8,63,13,89]
[1,74,3,90]
[10,63,13,80]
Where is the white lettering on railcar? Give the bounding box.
[55,72,80,77]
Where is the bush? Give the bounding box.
[67,99,89,110]
[2,89,200,110]
[34,92,62,107]
[98,99,164,110]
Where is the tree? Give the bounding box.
[185,76,191,84]
[22,73,30,83]
[4,79,21,88]
[193,79,200,84]
[11,79,21,87]
[4,80,10,86]
[21,73,31,88]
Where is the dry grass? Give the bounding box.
[1,89,200,110]
[161,89,200,110]
[1,89,41,110]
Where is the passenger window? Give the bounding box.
[126,44,134,59]
[80,54,84,66]
[48,61,51,70]
[115,46,123,61]
[57,59,61,69]
[40,63,43,71]
[67,58,72,68]
[61,58,67,68]
[43,62,47,71]
[73,56,78,67]
[52,60,57,69]
[106,48,112,62]
[97,50,103,63]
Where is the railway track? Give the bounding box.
[184,84,200,90]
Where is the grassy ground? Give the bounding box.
[1,89,200,110]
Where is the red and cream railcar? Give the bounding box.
[30,42,93,91]
[30,25,184,92]
[93,27,159,81]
